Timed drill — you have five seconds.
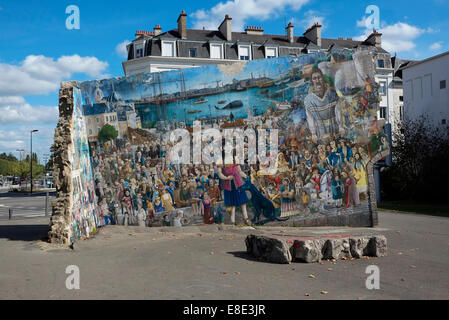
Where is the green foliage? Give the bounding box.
[0,152,45,178]
[0,153,18,162]
[380,116,449,202]
[98,124,118,142]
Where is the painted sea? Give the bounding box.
[136,83,310,127]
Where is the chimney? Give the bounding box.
[245,26,264,35]
[135,30,155,38]
[303,22,322,47]
[219,15,232,41]
[365,30,382,48]
[286,22,294,43]
[153,24,162,36]
[177,10,187,39]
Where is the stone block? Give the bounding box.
[366,235,387,257]
[322,237,351,260]
[293,239,326,263]
[245,235,292,264]
[349,236,371,258]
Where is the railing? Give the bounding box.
[0,192,54,220]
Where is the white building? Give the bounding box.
[402,50,449,127]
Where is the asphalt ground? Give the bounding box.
[0,210,448,300]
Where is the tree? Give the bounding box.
[380,116,449,202]
[98,124,118,142]
[45,143,56,172]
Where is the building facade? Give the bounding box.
[122,10,394,126]
[402,50,449,127]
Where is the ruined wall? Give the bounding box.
[49,82,99,244]
[50,50,389,243]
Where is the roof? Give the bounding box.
[401,50,449,70]
[128,27,388,61]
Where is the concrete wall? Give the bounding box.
[50,50,389,244]
[403,52,449,127]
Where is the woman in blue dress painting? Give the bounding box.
[217,160,250,226]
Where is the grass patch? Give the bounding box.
[378,201,449,218]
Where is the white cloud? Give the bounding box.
[116,40,130,59]
[299,10,325,30]
[191,0,310,31]
[0,54,108,156]
[0,54,109,96]
[355,21,429,53]
[0,103,58,125]
[430,41,443,50]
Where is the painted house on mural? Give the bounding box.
[122,11,395,130]
[83,85,142,142]
[402,50,449,128]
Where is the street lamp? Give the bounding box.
[30,130,38,195]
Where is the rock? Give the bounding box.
[349,236,371,258]
[293,239,326,263]
[322,237,351,260]
[366,235,387,257]
[245,235,292,264]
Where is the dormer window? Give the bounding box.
[162,40,176,57]
[134,42,145,59]
[377,59,385,68]
[238,45,251,60]
[265,47,277,58]
[210,43,223,59]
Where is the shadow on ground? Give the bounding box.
[0,224,49,241]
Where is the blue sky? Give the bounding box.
[0,0,448,163]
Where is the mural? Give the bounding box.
[64,49,388,237]
[69,88,99,241]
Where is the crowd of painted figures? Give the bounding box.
[89,119,387,227]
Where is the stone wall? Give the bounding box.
[48,82,78,244]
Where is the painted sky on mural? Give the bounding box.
[0,0,447,161]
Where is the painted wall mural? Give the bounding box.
[69,88,99,242]
[62,49,388,239]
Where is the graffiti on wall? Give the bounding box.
[69,87,99,241]
[68,49,387,236]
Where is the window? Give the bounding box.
[443,119,447,125]
[89,129,92,135]
[162,41,176,57]
[377,59,385,68]
[399,95,403,101]
[135,48,143,58]
[266,47,277,58]
[379,107,387,119]
[238,45,250,60]
[379,81,387,95]
[399,105,403,120]
[96,117,99,123]
[189,48,197,57]
[440,80,446,89]
[210,44,223,59]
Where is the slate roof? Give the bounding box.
[128,28,388,60]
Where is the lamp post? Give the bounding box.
[30,130,38,195]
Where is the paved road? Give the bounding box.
[0,187,55,220]
[0,211,448,300]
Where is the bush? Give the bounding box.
[380,116,449,202]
